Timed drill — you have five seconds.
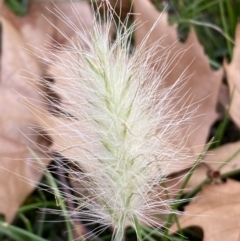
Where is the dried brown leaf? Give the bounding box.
[0,18,51,222]
[1,17,43,95]
[2,1,92,62]
[225,24,240,128]
[0,138,48,223]
[2,0,91,127]
[133,0,223,166]
[171,179,240,241]
[2,1,55,58]
[52,1,92,45]
[0,0,92,225]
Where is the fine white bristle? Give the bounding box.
[34,1,196,240]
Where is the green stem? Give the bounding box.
[0,221,48,241]
[220,0,232,57]
[18,213,33,235]
[218,147,240,170]
[134,215,143,241]
[29,148,74,241]
[18,201,57,213]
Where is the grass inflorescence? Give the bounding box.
[3,0,240,241]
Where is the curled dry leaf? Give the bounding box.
[225,24,240,128]
[171,179,240,241]
[133,0,223,171]
[0,18,51,222]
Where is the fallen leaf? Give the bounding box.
[1,17,43,96]
[171,179,240,241]
[0,137,48,223]
[225,24,240,128]
[133,0,223,168]
[0,2,92,222]
[2,1,55,59]
[52,1,92,45]
[2,1,92,65]
[0,90,50,148]
[166,141,240,194]
[0,18,51,222]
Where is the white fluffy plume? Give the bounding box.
[34,1,195,240]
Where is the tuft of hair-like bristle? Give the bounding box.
[36,1,195,240]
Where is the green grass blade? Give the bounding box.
[0,221,49,241]
[28,148,74,241]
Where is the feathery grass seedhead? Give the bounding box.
[37,2,195,240]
